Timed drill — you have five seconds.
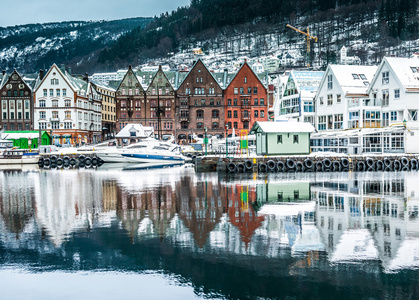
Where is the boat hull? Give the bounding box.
[121,153,185,164]
[96,152,129,163]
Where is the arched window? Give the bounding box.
[196,110,204,119]
[212,110,219,118]
[212,122,219,129]
[197,122,204,129]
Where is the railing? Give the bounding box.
[49,117,60,122]
[241,115,251,121]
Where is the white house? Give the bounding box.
[315,64,377,132]
[340,46,361,65]
[278,70,324,126]
[33,64,102,145]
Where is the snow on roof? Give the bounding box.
[291,71,324,92]
[384,56,419,88]
[330,229,379,263]
[329,64,377,92]
[115,123,154,138]
[2,132,41,139]
[252,121,315,133]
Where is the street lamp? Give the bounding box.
[204,126,208,156]
[225,124,229,158]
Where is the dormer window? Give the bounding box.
[382,71,389,84]
[359,74,367,80]
[411,67,419,73]
[352,74,359,80]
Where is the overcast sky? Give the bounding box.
[0,0,191,27]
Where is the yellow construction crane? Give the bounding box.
[286,24,318,67]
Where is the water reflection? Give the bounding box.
[0,167,418,298]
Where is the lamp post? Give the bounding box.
[204,126,208,156]
[225,124,228,158]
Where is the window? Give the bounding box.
[20,90,24,96]
[391,111,397,121]
[233,110,238,118]
[260,110,265,118]
[277,135,282,143]
[43,89,47,97]
[254,110,258,118]
[56,89,60,96]
[210,99,214,106]
[327,94,333,105]
[243,121,249,129]
[382,71,389,84]
[240,87,244,94]
[13,90,17,96]
[227,111,232,118]
[212,110,219,118]
[394,89,400,99]
[201,99,205,106]
[382,90,389,106]
[244,77,247,83]
[334,114,343,129]
[327,75,333,89]
[234,88,238,94]
[52,100,58,107]
[227,122,232,129]
[248,87,252,94]
[233,98,238,106]
[196,110,204,119]
[52,111,58,119]
[197,122,203,129]
[39,100,46,107]
[254,87,257,94]
[233,122,238,129]
[65,100,71,107]
[352,74,359,80]
[50,89,53,96]
[121,100,126,107]
[63,89,67,96]
[293,135,299,143]
[212,122,219,129]
[7,90,11,96]
[319,96,324,105]
[254,98,258,105]
[227,99,231,106]
[260,98,265,106]
[39,111,46,119]
[337,94,341,103]
[65,111,71,119]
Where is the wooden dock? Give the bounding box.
[195,155,419,173]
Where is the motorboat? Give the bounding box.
[120,138,185,165]
[95,138,186,165]
[0,148,40,164]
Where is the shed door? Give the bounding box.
[261,133,266,154]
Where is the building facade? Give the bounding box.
[92,82,116,140]
[0,70,33,131]
[224,62,268,136]
[33,64,102,145]
[175,59,224,142]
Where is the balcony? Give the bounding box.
[241,115,251,121]
[50,117,60,122]
[180,116,189,121]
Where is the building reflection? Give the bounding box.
[0,168,417,273]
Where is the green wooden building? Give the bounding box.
[250,122,315,155]
[2,131,52,149]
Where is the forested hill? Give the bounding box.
[0,18,152,73]
[95,0,419,71]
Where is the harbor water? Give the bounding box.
[0,165,418,299]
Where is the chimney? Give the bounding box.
[68,67,71,75]
[39,70,44,80]
[61,64,65,72]
[84,73,89,83]
[2,70,5,76]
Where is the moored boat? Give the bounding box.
[0,149,40,164]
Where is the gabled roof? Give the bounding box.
[115,123,154,138]
[177,59,222,91]
[0,70,34,91]
[145,66,174,92]
[321,64,377,96]
[368,56,419,92]
[115,66,144,92]
[250,121,315,133]
[226,62,268,91]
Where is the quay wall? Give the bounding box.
[195,155,419,173]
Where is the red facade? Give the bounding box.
[224,63,268,136]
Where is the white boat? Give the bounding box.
[0,149,40,164]
[96,138,186,165]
